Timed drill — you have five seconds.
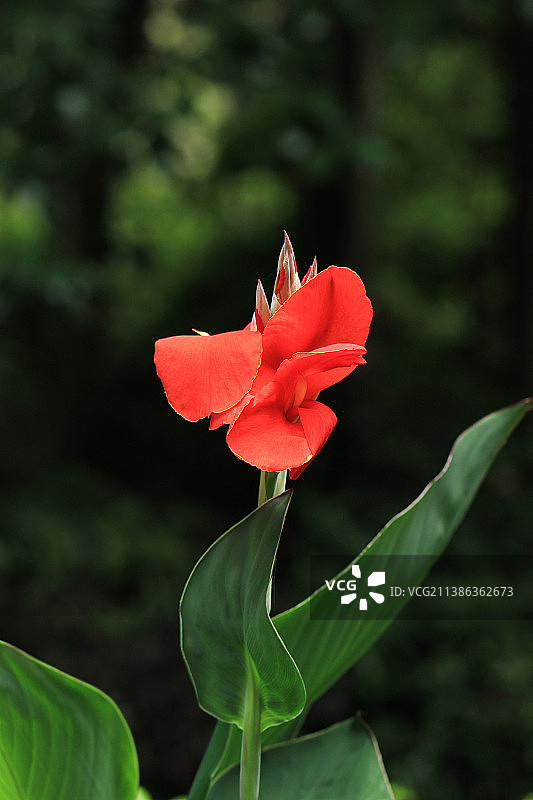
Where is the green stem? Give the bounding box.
[239,469,288,800]
[258,470,287,506]
[240,660,262,800]
[258,472,286,615]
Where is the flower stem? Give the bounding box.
[240,659,262,800]
[239,469,288,800]
[258,470,287,506]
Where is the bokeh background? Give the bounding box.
[1,1,532,798]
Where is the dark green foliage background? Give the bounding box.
[0,1,531,798]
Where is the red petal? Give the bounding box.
[274,344,367,401]
[262,266,372,370]
[209,394,252,430]
[226,384,312,471]
[209,361,276,430]
[288,400,337,479]
[154,330,262,422]
[226,387,338,474]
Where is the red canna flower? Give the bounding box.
[154,234,372,478]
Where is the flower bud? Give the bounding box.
[301,256,318,286]
[251,280,271,333]
[271,231,300,313]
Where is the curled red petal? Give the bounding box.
[154,330,262,422]
[226,384,312,471]
[209,394,252,430]
[209,361,276,430]
[288,400,337,479]
[262,266,372,370]
[274,344,367,401]
[226,387,338,474]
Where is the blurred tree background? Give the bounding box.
[1,0,532,797]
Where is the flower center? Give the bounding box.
[286,374,307,423]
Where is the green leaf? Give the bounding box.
[205,718,394,800]
[187,721,242,800]
[180,491,306,732]
[0,641,138,800]
[190,399,532,795]
[273,399,532,714]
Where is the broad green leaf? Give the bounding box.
[190,399,532,796]
[180,492,305,732]
[206,718,394,800]
[187,721,242,800]
[273,399,532,713]
[0,641,138,800]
